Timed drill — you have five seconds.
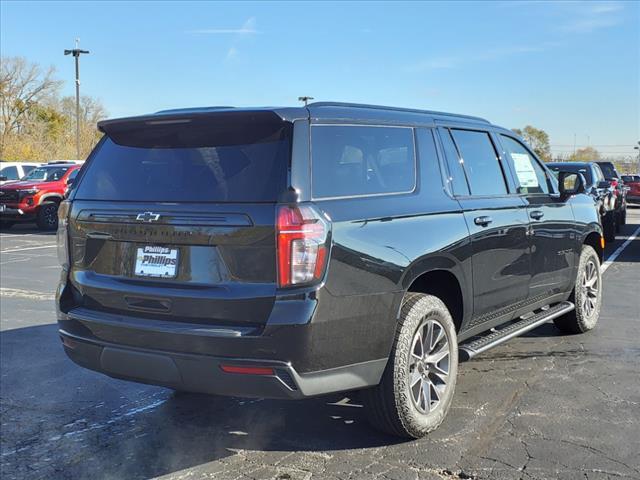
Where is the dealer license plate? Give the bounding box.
[134,246,179,278]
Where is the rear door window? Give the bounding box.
[311,125,416,198]
[75,121,291,203]
[450,129,507,196]
[438,128,469,196]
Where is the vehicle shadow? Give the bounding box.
[0,223,55,235]
[0,323,406,480]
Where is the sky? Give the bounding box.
[1,0,639,159]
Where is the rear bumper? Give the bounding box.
[626,194,640,204]
[59,329,385,399]
[56,278,394,398]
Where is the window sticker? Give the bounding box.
[511,153,539,188]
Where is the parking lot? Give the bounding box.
[0,211,638,480]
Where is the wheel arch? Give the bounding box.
[583,229,604,263]
[38,194,63,205]
[400,257,470,333]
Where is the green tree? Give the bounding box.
[568,147,601,162]
[512,125,551,162]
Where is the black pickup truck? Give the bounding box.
[57,103,604,438]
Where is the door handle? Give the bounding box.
[474,216,493,227]
[530,210,544,220]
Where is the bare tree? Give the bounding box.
[0,56,63,157]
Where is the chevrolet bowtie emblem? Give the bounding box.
[136,212,161,222]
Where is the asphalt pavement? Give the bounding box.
[1,211,639,480]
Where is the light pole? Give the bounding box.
[64,39,89,159]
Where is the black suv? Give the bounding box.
[57,103,604,438]
[548,162,616,241]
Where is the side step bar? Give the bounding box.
[459,301,575,361]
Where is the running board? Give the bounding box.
[459,301,575,361]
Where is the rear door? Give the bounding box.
[438,127,530,327]
[67,111,292,328]
[497,134,576,298]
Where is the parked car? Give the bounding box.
[548,162,617,241]
[621,175,640,205]
[57,103,604,438]
[595,161,627,228]
[0,161,81,230]
[0,162,41,185]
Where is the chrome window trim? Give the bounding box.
[310,124,418,201]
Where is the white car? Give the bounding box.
[0,162,41,185]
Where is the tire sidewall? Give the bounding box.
[37,203,59,230]
[393,296,458,437]
[573,246,602,331]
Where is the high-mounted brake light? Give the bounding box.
[276,204,330,288]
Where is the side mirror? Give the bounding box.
[0,175,7,181]
[597,180,611,189]
[558,171,586,199]
[66,177,74,186]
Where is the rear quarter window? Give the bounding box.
[311,125,416,199]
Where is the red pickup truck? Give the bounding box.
[0,162,81,230]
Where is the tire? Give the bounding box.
[553,245,602,334]
[36,203,59,231]
[0,220,15,230]
[615,212,622,233]
[620,207,627,226]
[363,293,458,438]
[603,213,616,242]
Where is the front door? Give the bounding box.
[497,134,577,299]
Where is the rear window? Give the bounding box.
[597,163,618,179]
[311,125,416,199]
[75,117,291,203]
[548,165,593,186]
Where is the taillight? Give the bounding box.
[276,204,330,288]
[611,179,618,196]
[57,200,71,269]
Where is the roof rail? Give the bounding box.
[155,106,235,114]
[47,160,80,164]
[307,101,490,124]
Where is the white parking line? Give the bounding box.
[602,224,640,273]
[0,244,57,254]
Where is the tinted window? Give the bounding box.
[451,130,507,196]
[438,129,469,196]
[597,163,618,179]
[500,135,551,194]
[312,126,415,198]
[75,126,291,202]
[22,165,37,175]
[0,166,19,180]
[22,166,69,182]
[549,164,593,186]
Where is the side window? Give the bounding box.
[68,169,79,182]
[0,166,19,180]
[438,128,469,196]
[450,129,507,196]
[500,135,550,194]
[311,125,416,198]
[594,166,605,183]
[22,165,36,175]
